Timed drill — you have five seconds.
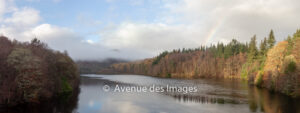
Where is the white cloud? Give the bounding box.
[1,22,151,60]
[0,0,16,20]
[86,39,95,44]
[0,5,41,41]
[4,7,41,27]
[100,22,204,55]
[1,0,300,60]
[164,0,300,43]
[0,0,6,19]
[0,0,127,60]
[1,0,153,60]
[91,0,300,59]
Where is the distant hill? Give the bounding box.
[76,58,128,74]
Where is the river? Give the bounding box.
[2,74,300,113]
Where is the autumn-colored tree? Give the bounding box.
[104,29,300,97]
[0,36,79,106]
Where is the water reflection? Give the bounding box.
[78,75,300,113]
[0,88,79,113]
[248,86,300,113]
[1,74,300,113]
[167,94,245,104]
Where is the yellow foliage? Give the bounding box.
[255,70,263,85]
[264,41,288,77]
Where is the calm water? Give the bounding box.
[2,74,300,113]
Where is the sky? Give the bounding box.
[0,0,300,61]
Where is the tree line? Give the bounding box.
[0,36,79,106]
[109,29,300,97]
[154,29,276,65]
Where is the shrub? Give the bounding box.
[241,63,249,79]
[285,61,296,74]
[166,73,172,78]
[255,70,263,86]
[283,55,297,74]
[61,77,73,94]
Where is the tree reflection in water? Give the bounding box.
[167,94,246,104]
[248,86,300,113]
[166,86,300,113]
[3,75,300,113]
[0,88,80,113]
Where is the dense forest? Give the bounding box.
[0,36,79,106]
[108,29,300,97]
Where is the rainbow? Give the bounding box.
[204,14,228,45]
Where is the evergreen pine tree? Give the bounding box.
[248,35,258,60]
[267,29,276,49]
[259,37,267,56]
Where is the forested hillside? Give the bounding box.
[76,58,127,74]
[112,48,247,78]
[0,36,79,106]
[110,31,273,79]
[108,29,300,97]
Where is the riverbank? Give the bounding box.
[98,30,300,97]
